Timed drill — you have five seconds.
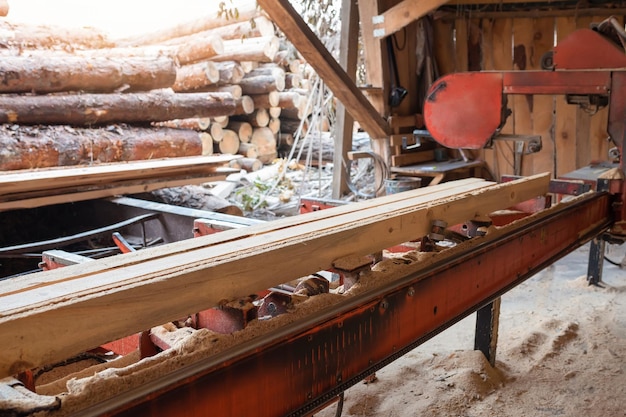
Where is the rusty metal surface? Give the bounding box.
[81,193,611,417]
[424,72,504,149]
[502,71,611,95]
[553,29,626,70]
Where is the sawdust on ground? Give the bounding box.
[315,243,626,417]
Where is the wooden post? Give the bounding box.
[332,0,359,199]
[474,297,501,367]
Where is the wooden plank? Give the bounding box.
[0,155,238,197]
[433,18,456,75]
[0,169,235,212]
[333,0,359,198]
[391,150,435,166]
[488,17,514,179]
[454,17,469,72]
[372,0,450,38]
[575,15,594,169]
[512,18,534,176]
[0,174,550,378]
[554,16,577,176]
[357,0,387,114]
[530,17,556,177]
[257,0,390,139]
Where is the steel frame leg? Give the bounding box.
[587,236,606,287]
[474,297,501,367]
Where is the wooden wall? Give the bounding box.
[433,14,623,179]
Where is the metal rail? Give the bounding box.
[69,192,612,417]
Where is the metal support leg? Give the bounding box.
[587,236,605,287]
[474,297,501,367]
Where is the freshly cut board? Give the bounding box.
[0,173,550,378]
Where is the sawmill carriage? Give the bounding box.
[1,0,626,416]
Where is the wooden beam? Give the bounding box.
[372,0,450,38]
[257,0,390,139]
[332,0,359,198]
[357,0,387,115]
[0,174,549,378]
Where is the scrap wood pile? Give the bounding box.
[0,0,316,175]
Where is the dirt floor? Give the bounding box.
[317,243,626,417]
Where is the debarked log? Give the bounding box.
[0,91,237,125]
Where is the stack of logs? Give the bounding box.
[0,0,313,172]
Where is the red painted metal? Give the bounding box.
[553,29,626,70]
[97,193,611,417]
[502,71,611,95]
[424,72,504,149]
[196,304,258,334]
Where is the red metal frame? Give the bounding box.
[88,193,611,417]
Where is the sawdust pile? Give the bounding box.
[316,244,626,417]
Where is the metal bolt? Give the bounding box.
[407,287,415,297]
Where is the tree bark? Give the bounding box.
[0,91,237,125]
[0,124,202,170]
[172,61,220,92]
[0,20,113,49]
[250,92,279,108]
[239,73,285,95]
[198,84,242,99]
[229,157,263,172]
[214,61,245,84]
[156,117,211,131]
[0,56,177,94]
[175,35,224,65]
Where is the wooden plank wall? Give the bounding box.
[433,14,622,179]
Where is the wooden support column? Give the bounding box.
[358,0,387,115]
[332,0,359,199]
[257,0,390,139]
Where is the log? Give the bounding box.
[0,91,238,125]
[268,117,281,135]
[233,96,255,115]
[214,61,245,84]
[238,142,258,158]
[0,125,203,170]
[0,0,8,17]
[218,129,241,154]
[281,118,309,136]
[247,108,270,127]
[155,117,211,130]
[269,107,282,118]
[212,36,280,63]
[285,72,302,89]
[198,84,242,99]
[0,56,177,94]
[0,175,550,378]
[251,127,278,163]
[251,92,280,108]
[213,116,230,128]
[175,35,224,65]
[245,64,285,78]
[116,0,260,46]
[198,15,275,41]
[275,92,302,109]
[229,157,263,172]
[210,123,225,141]
[240,61,259,73]
[239,73,285,95]
[172,61,220,92]
[200,132,214,155]
[150,185,242,216]
[228,121,253,143]
[0,20,113,49]
[277,132,295,147]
